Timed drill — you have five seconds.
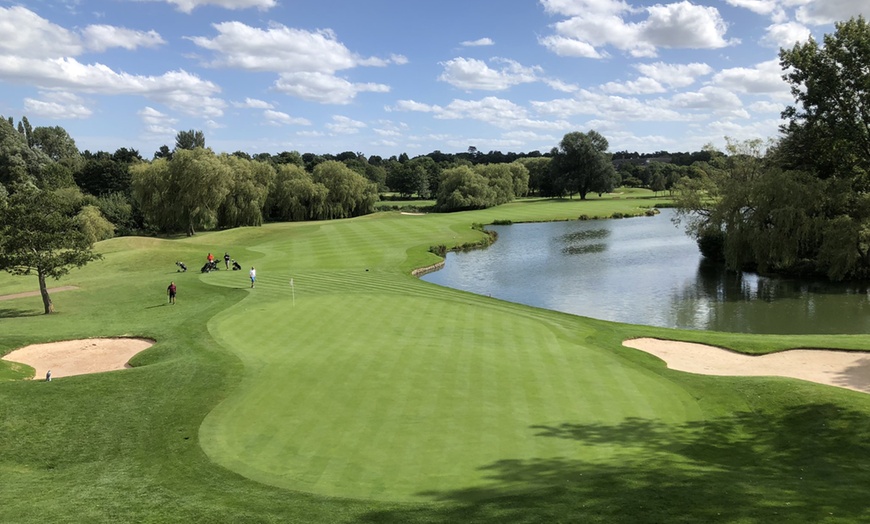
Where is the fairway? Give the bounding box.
[4,196,870,522]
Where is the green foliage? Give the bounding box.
[312,160,379,219]
[435,165,496,211]
[0,116,50,192]
[216,155,274,228]
[75,204,115,244]
[550,130,618,200]
[174,129,206,151]
[0,188,102,313]
[96,192,135,235]
[267,164,327,221]
[131,148,232,235]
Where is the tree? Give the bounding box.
[0,116,50,191]
[131,148,232,235]
[175,129,206,151]
[779,16,870,180]
[311,160,378,219]
[0,189,102,314]
[550,131,617,199]
[217,155,274,228]
[435,166,496,211]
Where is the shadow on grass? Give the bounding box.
[360,403,870,523]
[0,307,41,318]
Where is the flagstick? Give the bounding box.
[290,277,295,306]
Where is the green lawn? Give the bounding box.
[2,194,870,523]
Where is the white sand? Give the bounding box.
[623,338,870,394]
[2,338,154,379]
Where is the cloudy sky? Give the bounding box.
[1,0,868,158]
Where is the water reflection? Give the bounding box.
[421,209,870,334]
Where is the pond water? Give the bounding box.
[421,209,870,334]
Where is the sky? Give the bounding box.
[1,0,868,159]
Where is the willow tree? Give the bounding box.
[267,164,327,221]
[131,148,231,235]
[311,160,378,219]
[217,155,274,228]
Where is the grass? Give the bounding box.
[2,192,870,522]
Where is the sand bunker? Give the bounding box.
[1,338,154,379]
[623,338,870,394]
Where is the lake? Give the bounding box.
[421,208,870,334]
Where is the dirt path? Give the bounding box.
[0,286,78,301]
[623,338,870,394]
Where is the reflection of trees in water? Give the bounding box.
[671,259,870,333]
[559,228,609,255]
[562,244,606,255]
[360,403,870,523]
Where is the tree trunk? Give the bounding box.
[38,270,54,314]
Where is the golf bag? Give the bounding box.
[201,260,220,273]
[176,261,187,272]
[232,260,242,271]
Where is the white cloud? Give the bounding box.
[540,0,735,59]
[326,115,367,134]
[762,21,811,48]
[393,97,566,129]
[163,0,277,14]
[189,23,358,73]
[233,97,273,109]
[634,62,713,88]
[24,91,93,119]
[264,110,311,126]
[601,77,666,95]
[722,0,779,16]
[0,56,225,117]
[749,100,786,113]
[438,57,541,91]
[796,0,870,25]
[545,78,580,93]
[671,86,744,113]
[138,106,178,141]
[0,6,83,58]
[641,2,735,50]
[710,59,789,95]
[461,37,494,47]
[274,71,389,104]
[389,100,439,113]
[81,25,165,52]
[532,90,689,122]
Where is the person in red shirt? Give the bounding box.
[167,281,177,304]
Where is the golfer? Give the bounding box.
[167,281,177,304]
[249,267,256,288]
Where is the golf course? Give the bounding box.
[2,194,870,523]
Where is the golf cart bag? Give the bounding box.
[201,260,220,273]
[176,261,187,272]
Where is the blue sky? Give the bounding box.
[1,0,868,158]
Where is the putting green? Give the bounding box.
[200,268,703,501]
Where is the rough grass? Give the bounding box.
[2,194,870,523]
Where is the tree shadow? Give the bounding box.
[0,307,41,318]
[360,403,870,523]
[831,357,870,393]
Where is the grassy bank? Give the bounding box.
[2,192,870,523]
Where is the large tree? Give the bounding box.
[550,130,617,200]
[131,148,232,235]
[0,189,102,314]
[774,16,870,278]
